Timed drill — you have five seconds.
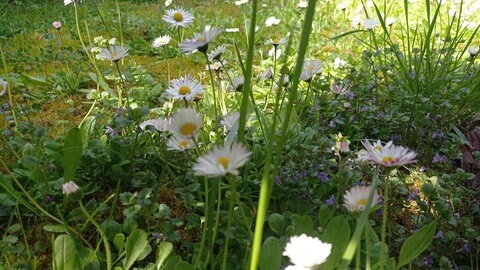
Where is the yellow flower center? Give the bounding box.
[173,12,184,22]
[381,156,396,164]
[357,198,367,207]
[179,140,190,148]
[180,123,196,136]
[179,86,191,95]
[217,157,229,169]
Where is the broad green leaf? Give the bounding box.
[79,116,96,148]
[175,260,194,270]
[53,234,80,270]
[101,219,122,241]
[63,128,83,181]
[114,233,126,252]
[163,255,182,270]
[397,221,437,269]
[77,246,100,270]
[268,213,286,235]
[156,241,173,270]
[124,229,150,270]
[43,224,69,233]
[318,216,351,270]
[259,237,282,270]
[291,214,314,235]
[318,204,335,228]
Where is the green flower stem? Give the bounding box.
[237,0,258,144]
[72,2,113,97]
[205,178,222,268]
[163,46,171,84]
[114,61,128,106]
[249,1,317,269]
[227,176,252,238]
[380,173,390,269]
[365,221,371,269]
[222,196,235,270]
[78,98,97,128]
[340,169,380,268]
[79,201,112,270]
[204,53,219,130]
[194,177,210,269]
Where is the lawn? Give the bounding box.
[0,0,480,269]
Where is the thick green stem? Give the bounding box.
[380,174,390,269]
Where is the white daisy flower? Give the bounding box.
[359,139,417,167]
[330,83,350,95]
[52,21,62,29]
[97,45,129,62]
[206,61,225,71]
[208,45,227,61]
[300,60,323,81]
[153,35,171,48]
[167,136,195,151]
[139,118,167,131]
[166,108,203,138]
[296,1,308,8]
[166,76,204,102]
[164,0,172,7]
[179,25,222,54]
[265,16,281,27]
[235,0,248,6]
[283,234,332,269]
[337,1,349,10]
[226,28,240,33]
[362,18,379,30]
[468,46,479,57]
[385,17,396,26]
[265,37,287,47]
[193,142,252,177]
[62,181,80,195]
[229,76,244,92]
[221,112,240,130]
[0,78,7,97]
[162,8,194,29]
[344,185,381,212]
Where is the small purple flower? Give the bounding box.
[105,126,120,136]
[457,240,469,253]
[431,131,445,139]
[45,195,53,203]
[376,208,383,216]
[425,113,431,121]
[329,120,335,128]
[432,153,447,164]
[421,255,433,266]
[369,81,376,89]
[317,172,329,183]
[435,230,444,239]
[419,166,428,173]
[345,90,355,100]
[407,189,419,201]
[152,232,164,240]
[115,107,125,117]
[326,195,336,206]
